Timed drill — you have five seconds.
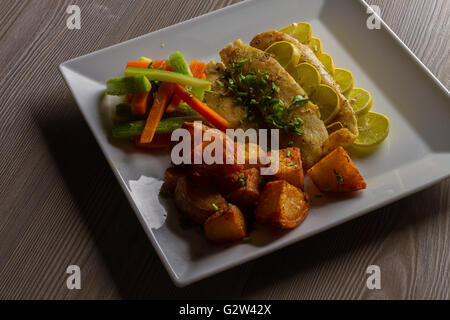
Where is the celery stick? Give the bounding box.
[112,121,145,139]
[157,116,202,134]
[112,116,202,139]
[106,75,151,95]
[167,103,200,118]
[115,103,133,119]
[169,52,205,101]
[125,67,211,90]
[169,51,192,76]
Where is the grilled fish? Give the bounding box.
[204,61,254,130]
[219,39,329,168]
[251,30,359,148]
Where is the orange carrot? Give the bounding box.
[151,60,166,70]
[127,61,151,69]
[173,84,231,131]
[131,92,151,116]
[140,82,174,144]
[165,61,207,114]
[126,94,134,103]
[166,95,182,114]
[135,134,172,149]
[190,60,207,79]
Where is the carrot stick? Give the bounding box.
[173,84,231,131]
[165,62,207,114]
[131,92,151,116]
[151,60,166,70]
[126,94,134,103]
[127,61,151,69]
[166,95,182,113]
[140,83,174,144]
[190,60,207,79]
[135,134,172,149]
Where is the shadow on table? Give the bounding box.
[33,94,444,299]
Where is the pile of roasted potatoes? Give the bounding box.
[162,123,366,244]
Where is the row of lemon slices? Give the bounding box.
[265,22,390,149]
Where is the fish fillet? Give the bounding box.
[251,30,359,149]
[205,61,255,130]
[219,39,329,168]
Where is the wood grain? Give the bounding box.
[0,0,448,300]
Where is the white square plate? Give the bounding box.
[60,0,450,287]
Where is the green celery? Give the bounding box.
[169,51,192,76]
[167,103,200,118]
[115,103,133,119]
[106,75,151,96]
[169,51,205,101]
[112,116,202,139]
[124,67,211,90]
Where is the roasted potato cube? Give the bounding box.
[204,205,247,243]
[255,180,310,229]
[175,176,228,224]
[268,148,304,190]
[235,143,269,169]
[163,167,190,194]
[228,168,261,209]
[307,147,366,193]
[182,122,243,175]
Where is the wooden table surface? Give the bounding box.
[0,0,448,300]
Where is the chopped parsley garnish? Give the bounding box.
[212,203,220,211]
[287,151,291,158]
[215,80,226,89]
[334,170,344,185]
[288,141,294,147]
[239,173,247,187]
[290,161,298,167]
[272,83,280,93]
[242,237,252,243]
[259,177,266,186]
[291,95,310,107]
[217,60,305,136]
[204,89,222,95]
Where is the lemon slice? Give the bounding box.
[353,112,390,147]
[334,68,354,94]
[312,84,340,124]
[319,53,335,77]
[293,63,321,96]
[308,37,323,57]
[139,57,152,63]
[347,88,373,116]
[280,22,312,44]
[266,41,301,70]
[326,121,344,134]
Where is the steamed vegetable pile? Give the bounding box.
[105,52,231,149]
